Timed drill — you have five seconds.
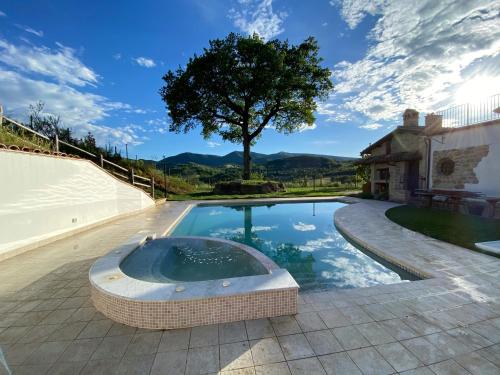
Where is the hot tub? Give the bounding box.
[89,235,298,329]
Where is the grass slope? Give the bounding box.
[386,205,500,255]
[170,186,358,201]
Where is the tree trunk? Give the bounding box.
[242,139,251,180]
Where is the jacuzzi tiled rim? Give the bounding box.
[89,234,299,329]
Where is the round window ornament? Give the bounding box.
[439,158,455,176]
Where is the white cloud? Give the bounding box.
[329,0,500,122]
[113,53,122,60]
[292,222,316,232]
[310,139,338,145]
[0,40,98,87]
[229,0,287,40]
[0,10,6,17]
[359,123,383,130]
[15,24,44,37]
[207,141,221,148]
[298,122,317,132]
[133,57,156,68]
[322,22,328,27]
[0,39,144,146]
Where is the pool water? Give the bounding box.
[120,237,269,283]
[171,201,417,291]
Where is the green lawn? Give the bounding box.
[386,205,500,255]
[169,186,359,201]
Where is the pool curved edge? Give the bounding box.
[89,234,299,329]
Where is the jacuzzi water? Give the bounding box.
[171,201,418,291]
[120,237,269,282]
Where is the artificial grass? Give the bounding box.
[169,186,359,201]
[386,205,500,255]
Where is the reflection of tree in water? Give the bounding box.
[223,205,317,285]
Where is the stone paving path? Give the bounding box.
[0,199,499,375]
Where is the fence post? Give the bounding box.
[151,177,155,199]
[54,133,59,153]
[129,168,135,185]
[99,154,104,168]
[0,104,3,126]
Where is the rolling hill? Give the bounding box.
[156,151,356,168]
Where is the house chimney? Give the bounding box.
[403,109,419,127]
[425,113,442,132]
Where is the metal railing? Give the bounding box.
[436,93,500,128]
[0,114,155,198]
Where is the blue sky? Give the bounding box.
[0,1,499,159]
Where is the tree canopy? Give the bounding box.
[160,33,333,179]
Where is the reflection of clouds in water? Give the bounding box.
[299,237,335,252]
[321,257,401,288]
[208,210,223,216]
[209,226,277,237]
[293,222,316,231]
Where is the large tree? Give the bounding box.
[160,33,333,179]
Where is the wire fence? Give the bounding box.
[436,93,500,128]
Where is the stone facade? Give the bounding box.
[432,145,489,189]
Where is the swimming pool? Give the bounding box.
[171,201,418,291]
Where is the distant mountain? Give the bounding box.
[156,151,356,168]
[265,155,339,170]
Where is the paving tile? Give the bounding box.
[469,321,500,343]
[106,322,137,337]
[8,363,52,375]
[91,334,133,360]
[295,312,327,332]
[185,345,219,375]
[399,367,435,375]
[59,338,101,362]
[77,319,112,339]
[362,304,397,321]
[454,351,499,375]
[47,360,87,375]
[245,318,275,340]
[17,323,60,343]
[47,321,87,341]
[425,332,472,357]
[375,341,421,372]
[80,358,121,375]
[400,337,449,365]
[379,318,419,341]
[221,368,256,375]
[12,310,51,326]
[255,362,291,375]
[219,321,248,344]
[477,344,500,366]
[150,349,188,375]
[220,341,253,371]
[2,342,40,365]
[0,326,30,344]
[287,357,326,375]
[271,316,301,336]
[304,329,343,356]
[348,347,395,375]
[355,322,395,345]
[116,354,155,375]
[278,333,315,360]
[402,315,441,336]
[24,340,70,364]
[343,306,374,324]
[190,324,219,348]
[429,359,470,375]
[65,307,96,322]
[318,309,351,329]
[124,331,161,356]
[318,352,362,375]
[250,337,285,365]
[331,325,370,350]
[158,328,191,352]
[40,308,77,325]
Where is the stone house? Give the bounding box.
[359,108,500,202]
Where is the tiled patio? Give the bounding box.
[0,199,499,375]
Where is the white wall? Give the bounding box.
[429,123,500,196]
[0,150,155,259]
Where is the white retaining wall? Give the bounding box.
[429,123,500,196]
[0,150,155,259]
